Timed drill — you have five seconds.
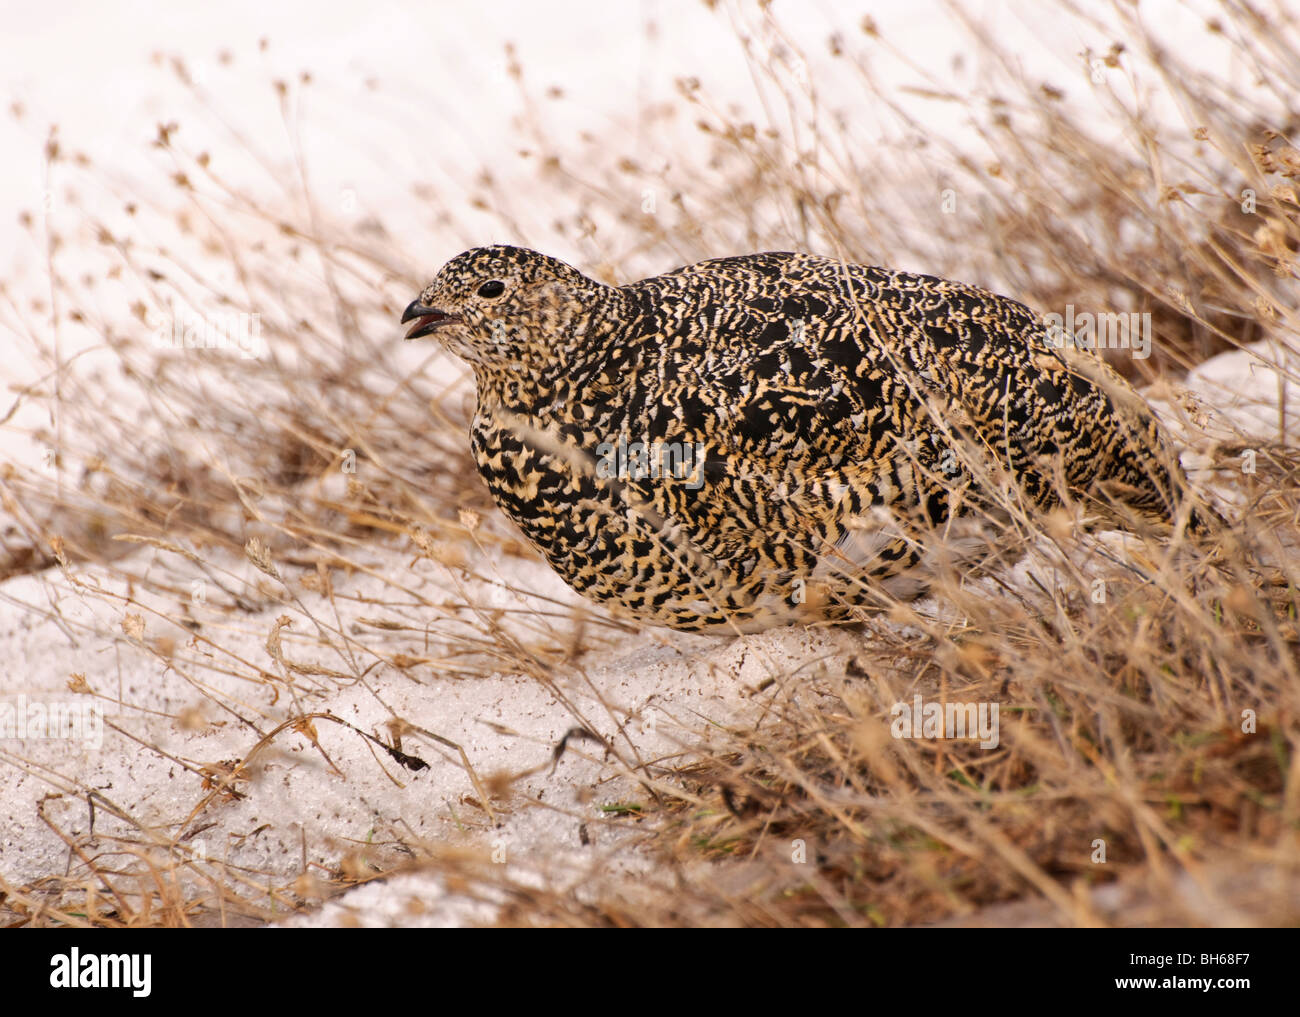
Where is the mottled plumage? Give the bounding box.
[403,245,1213,632]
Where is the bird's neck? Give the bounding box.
[473,283,635,415]
[475,370,558,415]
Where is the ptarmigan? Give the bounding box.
[402,244,1218,632]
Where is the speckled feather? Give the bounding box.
[403,244,1212,632]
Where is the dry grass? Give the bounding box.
[1,0,1298,926]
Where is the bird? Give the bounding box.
[402,244,1218,633]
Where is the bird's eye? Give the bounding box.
[477,280,505,299]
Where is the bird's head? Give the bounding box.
[402,245,612,372]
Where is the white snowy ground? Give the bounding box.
[0,519,860,924]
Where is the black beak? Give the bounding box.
[401,299,460,339]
